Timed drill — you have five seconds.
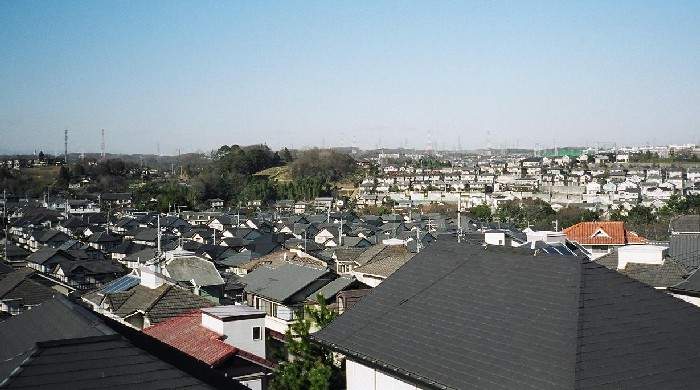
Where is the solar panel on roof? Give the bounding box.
[100,275,139,294]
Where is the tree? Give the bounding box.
[555,207,598,230]
[281,148,294,164]
[269,295,344,390]
[470,204,492,222]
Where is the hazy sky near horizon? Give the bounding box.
[1,1,699,155]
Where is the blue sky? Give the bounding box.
[1,1,699,154]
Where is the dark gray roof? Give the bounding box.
[0,262,14,275]
[123,247,158,264]
[242,261,328,303]
[0,268,55,307]
[25,248,74,265]
[593,250,619,269]
[671,215,700,233]
[669,268,700,295]
[87,231,121,243]
[1,335,215,389]
[669,234,700,268]
[313,241,700,390]
[56,260,127,276]
[0,296,115,381]
[621,258,693,288]
[308,276,355,302]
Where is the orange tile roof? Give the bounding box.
[143,310,274,368]
[562,221,646,245]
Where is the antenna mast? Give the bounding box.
[100,129,106,159]
[64,129,68,163]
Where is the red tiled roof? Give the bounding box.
[268,328,287,342]
[143,310,235,365]
[562,221,647,245]
[142,309,276,369]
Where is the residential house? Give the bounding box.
[51,259,127,290]
[210,215,237,232]
[100,192,134,208]
[25,247,76,273]
[0,268,56,315]
[0,334,227,389]
[81,268,214,330]
[161,249,225,302]
[668,215,700,268]
[313,241,700,390]
[87,231,121,252]
[0,295,117,381]
[562,221,646,259]
[349,242,416,287]
[242,261,334,334]
[143,307,274,390]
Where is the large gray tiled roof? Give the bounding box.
[0,268,55,307]
[0,296,115,381]
[111,284,213,324]
[352,244,414,278]
[313,241,700,390]
[669,234,700,268]
[621,258,693,288]
[166,256,224,287]
[242,261,328,303]
[1,335,215,389]
[670,215,700,233]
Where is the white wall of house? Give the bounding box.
[617,245,668,269]
[264,313,293,334]
[239,378,262,390]
[525,231,567,245]
[346,359,423,390]
[201,311,266,358]
[485,231,518,247]
[351,272,384,288]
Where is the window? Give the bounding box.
[252,326,262,341]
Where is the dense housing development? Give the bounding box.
[2,144,700,389]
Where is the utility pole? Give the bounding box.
[156,215,161,261]
[339,220,343,246]
[457,192,462,243]
[416,226,421,254]
[3,190,7,262]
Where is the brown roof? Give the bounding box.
[353,244,415,278]
[111,284,213,324]
[562,221,646,246]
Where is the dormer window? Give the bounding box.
[591,228,609,238]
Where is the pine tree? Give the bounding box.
[269,294,344,390]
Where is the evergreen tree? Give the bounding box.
[269,294,344,390]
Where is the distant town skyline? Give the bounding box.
[2,1,699,155]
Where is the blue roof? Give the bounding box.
[99,274,140,294]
